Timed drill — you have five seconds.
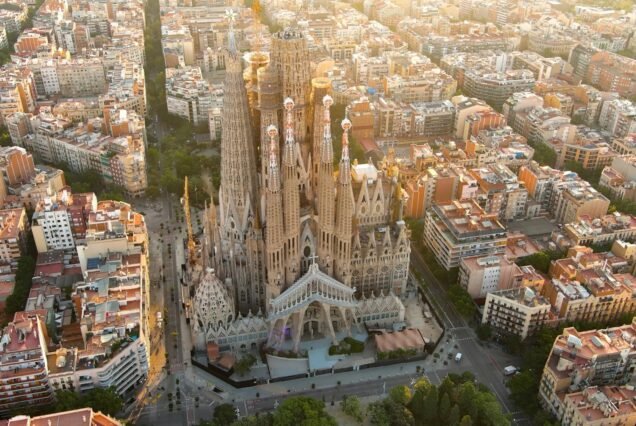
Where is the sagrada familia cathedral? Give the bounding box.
[191,22,411,354]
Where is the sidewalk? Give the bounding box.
[185,356,427,402]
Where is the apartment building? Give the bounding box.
[461,109,506,140]
[527,30,578,57]
[562,213,636,247]
[551,179,610,224]
[348,97,375,142]
[0,146,35,204]
[374,98,456,139]
[409,101,455,138]
[413,33,516,63]
[2,408,122,425]
[556,131,617,170]
[539,321,636,419]
[8,110,147,197]
[0,208,28,268]
[382,69,456,103]
[61,253,149,396]
[26,57,107,99]
[543,92,574,117]
[509,51,573,81]
[165,66,214,126]
[0,67,37,126]
[481,286,551,340]
[542,270,633,325]
[598,99,636,138]
[600,158,636,203]
[466,127,534,171]
[518,161,565,212]
[0,316,54,417]
[569,44,598,80]
[31,189,97,253]
[550,247,630,279]
[424,200,507,270]
[585,51,636,98]
[402,163,477,219]
[453,96,491,139]
[463,68,535,111]
[469,164,528,221]
[76,200,148,273]
[459,253,522,298]
[352,53,390,88]
[561,386,636,426]
[13,29,52,56]
[161,24,195,67]
[100,61,147,118]
[0,3,28,33]
[514,107,575,146]
[502,92,544,133]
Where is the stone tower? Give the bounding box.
[270,30,311,168]
[281,98,301,288]
[217,16,264,314]
[310,77,332,197]
[316,95,335,275]
[264,125,285,300]
[334,118,354,286]
[256,64,281,190]
[244,51,269,154]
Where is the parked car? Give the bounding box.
[455,353,462,362]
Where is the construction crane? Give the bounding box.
[182,176,196,265]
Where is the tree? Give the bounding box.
[368,400,390,426]
[447,284,476,318]
[449,404,461,426]
[529,141,557,167]
[4,256,36,318]
[234,354,257,377]
[389,385,412,406]
[272,396,337,426]
[340,395,364,423]
[507,371,540,414]
[369,399,414,426]
[54,390,82,412]
[476,323,492,341]
[230,414,274,426]
[80,387,123,416]
[53,387,122,417]
[420,385,439,423]
[459,415,473,426]
[438,392,451,420]
[0,126,11,146]
[516,249,563,274]
[457,382,479,422]
[213,404,238,426]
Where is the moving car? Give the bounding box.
[503,366,518,376]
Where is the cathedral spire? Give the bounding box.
[267,125,280,191]
[283,97,296,164]
[217,6,262,314]
[282,98,301,287]
[225,9,237,54]
[320,95,333,164]
[317,95,336,274]
[265,125,285,298]
[334,116,354,285]
[339,117,352,185]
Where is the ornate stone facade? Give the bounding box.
[194,25,411,353]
